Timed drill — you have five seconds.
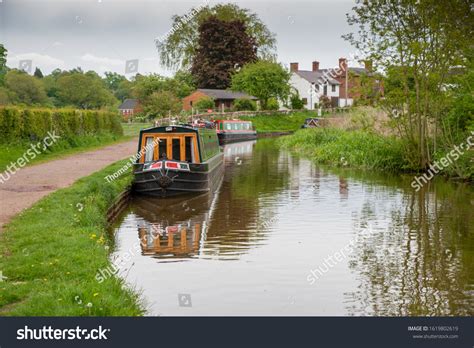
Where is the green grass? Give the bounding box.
[240,112,315,133]
[0,160,143,316]
[121,122,153,137]
[279,128,416,172]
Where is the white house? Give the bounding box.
[289,61,342,109]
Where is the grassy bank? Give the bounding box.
[240,112,313,133]
[0,160,143,316]
[279,128,415,172]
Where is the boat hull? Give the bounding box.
[217,132,257,145]
[133,153,224,197]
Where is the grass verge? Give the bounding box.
[0,160,143,316]
[279,128,415,172]
[240,112,314,133]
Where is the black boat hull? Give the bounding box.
[132,153,224,197]
[217,132,257,145]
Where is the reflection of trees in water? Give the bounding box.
[346,183,474,316]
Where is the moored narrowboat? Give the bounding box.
[133,125,223,197]
[215,120,257,145]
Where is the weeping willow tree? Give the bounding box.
[155,3,276,71]
[344,0,474,170]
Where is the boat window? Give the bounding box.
[172,138,180,160]
[225,123,232,130]
[144,137,154,162]
[185,136,194,162]
[158,138,167,159]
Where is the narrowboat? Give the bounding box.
[215,120,257,145]
[133,124,223,197]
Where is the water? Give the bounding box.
[111,138,474,316]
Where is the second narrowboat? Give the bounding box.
[215,120,257,145]
[133,124,223,197]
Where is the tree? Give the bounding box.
[142,91,182,118]
[194,97,215,111]
[191,16,257,89]
[156,3,275,70]
[5,70,48,105]
[0,44,7,85]
[56,72,116,109]
[231,60,290,109]
[132,73,195,101]
[33,67,44,78]
[233,98,256,111]
[344,0,474,169]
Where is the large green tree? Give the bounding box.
[191,16,257,89]
[344,0,474,169]
[56,71,116,109]
[156,3,275,70]
[0,44,7,85]
[5,70,48,105]
[143,91,182,118]
[231,60,290,109]
[132,72,195,101]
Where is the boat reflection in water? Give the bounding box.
[134,191,219,259]
[128,139,258,261]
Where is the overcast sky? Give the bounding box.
[0,0,361,77]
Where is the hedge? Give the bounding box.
[0,107,123,142]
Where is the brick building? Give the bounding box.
[182,89,258,111]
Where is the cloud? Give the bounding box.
[80,53,123,66]
[7,53,65,71]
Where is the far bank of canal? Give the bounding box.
[111,138,474,316]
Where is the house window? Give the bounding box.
[190,101,193,106]
[302,98,308,105]
[323,85,327,96]
[314,84,320,91]
[331,85,336,92]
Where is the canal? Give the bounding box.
[111,138,474,316]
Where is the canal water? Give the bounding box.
[111,138,474,316]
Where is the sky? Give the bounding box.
[0,0,361,77]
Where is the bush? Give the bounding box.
[266,98,279,111]
[290,94,305,110]
[0,106,123,143]
[194,97,215,111]
[233,98,256,111]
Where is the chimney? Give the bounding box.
[339,57,347,72]
[312,61,320,71]
[290,62,299,72]
[364,59,373,72]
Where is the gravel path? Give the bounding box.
[0,139,137,232]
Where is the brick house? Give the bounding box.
[118,99,142,120]
[334,58,384,106]
[182,89,258,111]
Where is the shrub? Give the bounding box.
[233,98,256,111]
[0,106,123,143]
[266,98,279,111]
[290,93,305,110]
[194,97,215,111]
